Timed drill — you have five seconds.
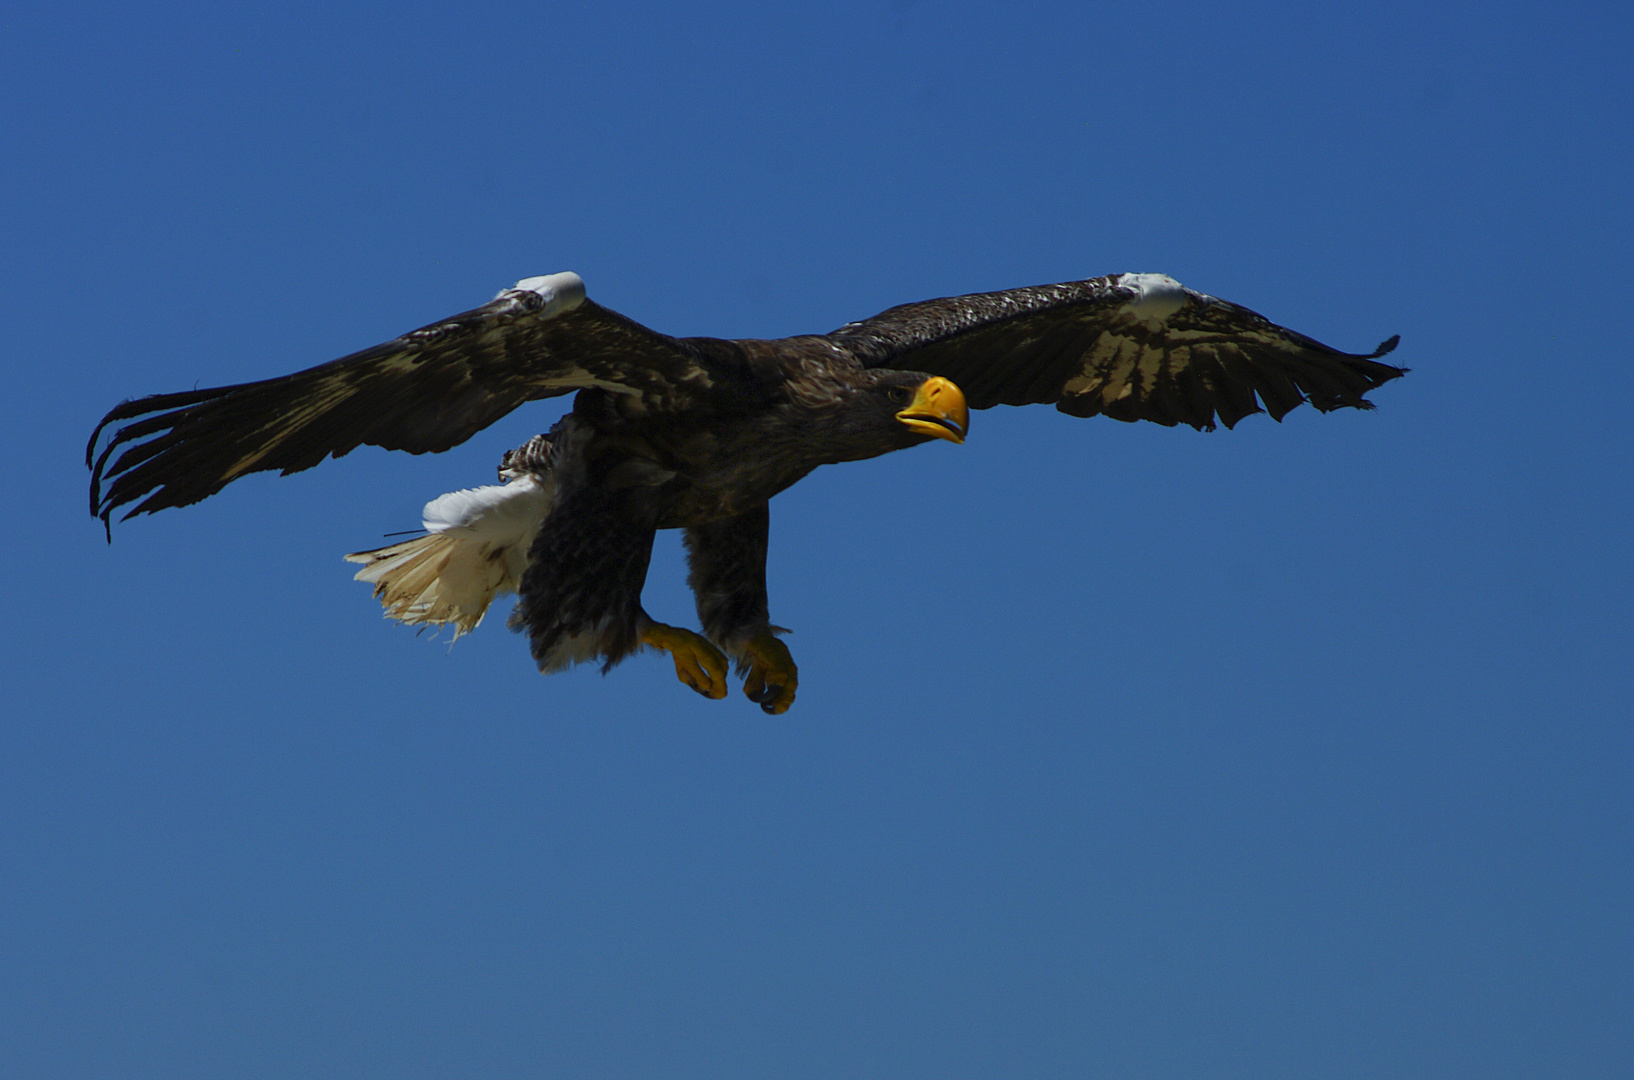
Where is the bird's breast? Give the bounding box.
[588,403,831,529]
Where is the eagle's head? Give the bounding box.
[820,371,968,462]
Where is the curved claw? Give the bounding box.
[741,629,798,715]
[642,622,729,700]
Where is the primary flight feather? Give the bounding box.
[88,270,1403,713]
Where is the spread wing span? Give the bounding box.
[88,274,711,528]
[827,273,1403,430]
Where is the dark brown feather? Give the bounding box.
[826,274,1403,431]
[88,288,714,528]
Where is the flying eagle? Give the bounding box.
[88,271,1403,713]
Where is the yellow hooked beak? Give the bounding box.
[895,376,969,444]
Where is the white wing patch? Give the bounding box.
[345,474,552,638]
[500,271,587,319]
[1114,273,1187,324]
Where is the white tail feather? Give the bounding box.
[345,475,551,638]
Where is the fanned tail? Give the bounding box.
[345,470,552,639]
[346,533,503,637]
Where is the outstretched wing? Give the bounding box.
[89,273,712,528]
[826,273,1404,430]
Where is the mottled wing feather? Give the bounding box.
[88,277,712,526]
[827,274,1403,429]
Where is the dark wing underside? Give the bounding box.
[88,275,714,528]
[826,274,1403,430]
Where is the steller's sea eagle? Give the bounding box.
[88,271,1403,713]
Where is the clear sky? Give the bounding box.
[4,2,1630,1077]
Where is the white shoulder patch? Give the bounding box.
[500,271,587,318]
[1115,273,1187,323]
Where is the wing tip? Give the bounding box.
[86,396,146,469]
[1366,334,1402,361]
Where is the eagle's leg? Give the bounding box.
[739,630,798,715]
[685,504,798,714]
[506,478,729,700]
[508,483,664,676]
[640,622,729,700]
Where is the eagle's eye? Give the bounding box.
[886,386,910,404]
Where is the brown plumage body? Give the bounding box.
[567,336,953,527]
[505,338,967,689]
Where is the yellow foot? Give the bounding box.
[642,622,729,700]
[742,629,798,715]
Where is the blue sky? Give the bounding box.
[4,2,1631,1076]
